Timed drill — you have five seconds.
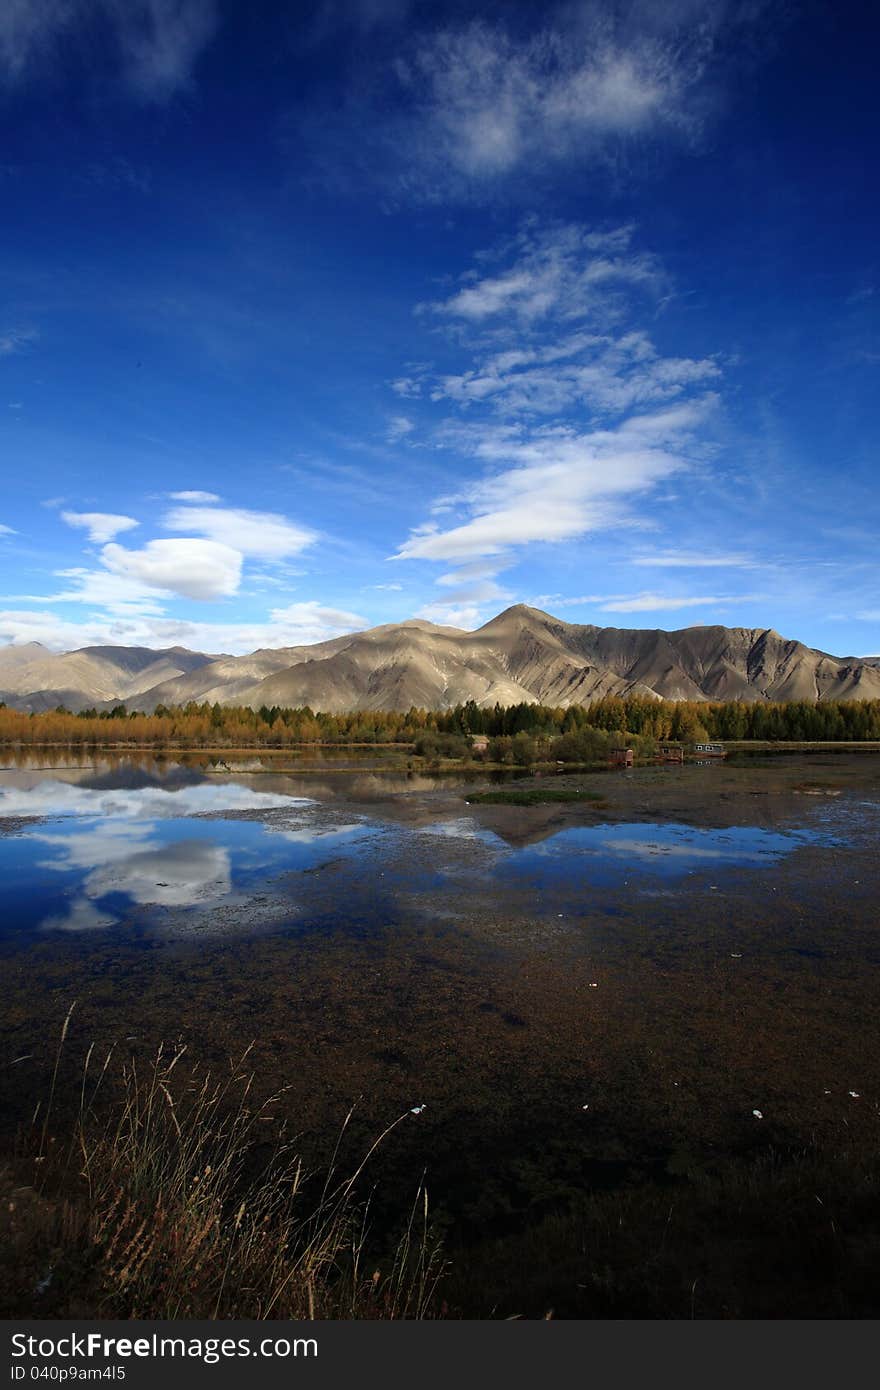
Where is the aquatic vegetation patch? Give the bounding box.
[465,788,607,807]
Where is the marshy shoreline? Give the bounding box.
[1,751,879,1317]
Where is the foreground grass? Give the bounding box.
[4,1018,880,1319]
[1,1019,443,1319]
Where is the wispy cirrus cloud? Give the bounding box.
[529,590,757,615]
[0,0,218,101]
[431,330,719,417]
[631,549,757,569]
[391,220,728,625]
[419,224,718,419]
[0,327,38,355]
[397,19,702,187]
[423,224,661,326]
[299,3,773,204]
[597,592,748,614]
[386,414,414,443]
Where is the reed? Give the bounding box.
[11,1024,445,1320]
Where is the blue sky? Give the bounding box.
[1,0,878,657]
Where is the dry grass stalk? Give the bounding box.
[24,1021,445,1320]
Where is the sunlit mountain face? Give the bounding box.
[3,607,880,713]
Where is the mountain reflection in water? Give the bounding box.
[0,765,841,941]
[488,820,836,891]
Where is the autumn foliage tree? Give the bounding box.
[0,696,878,749]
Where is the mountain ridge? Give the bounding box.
[2,605,879,713]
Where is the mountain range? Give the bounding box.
[2,606,880,713]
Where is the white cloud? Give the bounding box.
[163,505,316,559]
[393,220,725,605]
[0,326,37,355]
[528,589,754,615]
[386,414,414,442]
[255,601,367,647]
[425,223,658,323]
[41,899,118,934]
[0,600,367,655]
[416,602,482,630]
[0,0,219,101]
[0,523,16,536]
[301,3,773,204]
[395,398,716,562]
[83,841,232,909]
[431,574,509,608]
[0,609,144,649]
[61,510,140,544]
[632,549,755,569]
[391,376,422,398]
[396,20,704,191]
[0,2,73,81]
[425,224,659,326]
[433,332,718,417]
[106,0,218,102]
[436,559,510,586]
[3,782,304,821]
[102,538,242,600]
[36,567,168,614]
[596,592,738,613]
[419,229,717,426]
[528,593,604,610]
[168,490,221,502]
[416,558,512,630]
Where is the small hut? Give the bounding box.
[611,746,634,767]
[470,734,489,758]
[657,741,685,763]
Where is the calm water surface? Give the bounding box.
[0,754,842,940]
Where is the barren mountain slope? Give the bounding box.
[243,624,538,713]
[3,605,880,711]
[0,643,218,708]
[129,621,464,710]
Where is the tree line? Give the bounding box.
[0,694,879,748]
